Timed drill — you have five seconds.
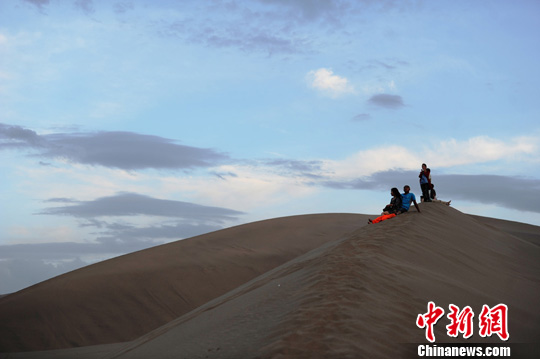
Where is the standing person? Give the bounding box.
[400,185,421,213]
[419,163,432,202]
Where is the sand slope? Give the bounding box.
[0,213,366,353]
[1,205,540,358]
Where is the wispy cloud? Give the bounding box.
[352,113,371,122]
[21,0,50,10]
[263,158,324,177]
[74,0,95,15]
[258,0,350,23]
[153,2,314,55]
[198,28,309,55]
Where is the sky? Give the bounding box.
[1,0,540,294]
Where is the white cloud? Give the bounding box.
[158,164,318,212]
[320,135,540,181]
[307,68,355,97]
[425,136,539,168]
[322,146,420,179]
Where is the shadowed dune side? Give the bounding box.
[100,204,540,359]
[0,213,368,353]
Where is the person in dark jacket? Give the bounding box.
[369,187,402,224]
[419,163,432,202]
[382,187,403,214]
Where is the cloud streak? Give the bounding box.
[0,124,229,170]
[40,192,244,221]
[154,3,314,55]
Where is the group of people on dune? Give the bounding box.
[368,164,451,224]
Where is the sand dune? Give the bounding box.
[0,213,367,353]
[1,205,539,358]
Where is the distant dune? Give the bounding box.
[1,204,539,358]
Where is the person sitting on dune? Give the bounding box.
[399,185,421,213]
[369,188,402,224]
[430,185,451,206]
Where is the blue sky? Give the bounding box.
[1,0,539,293]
